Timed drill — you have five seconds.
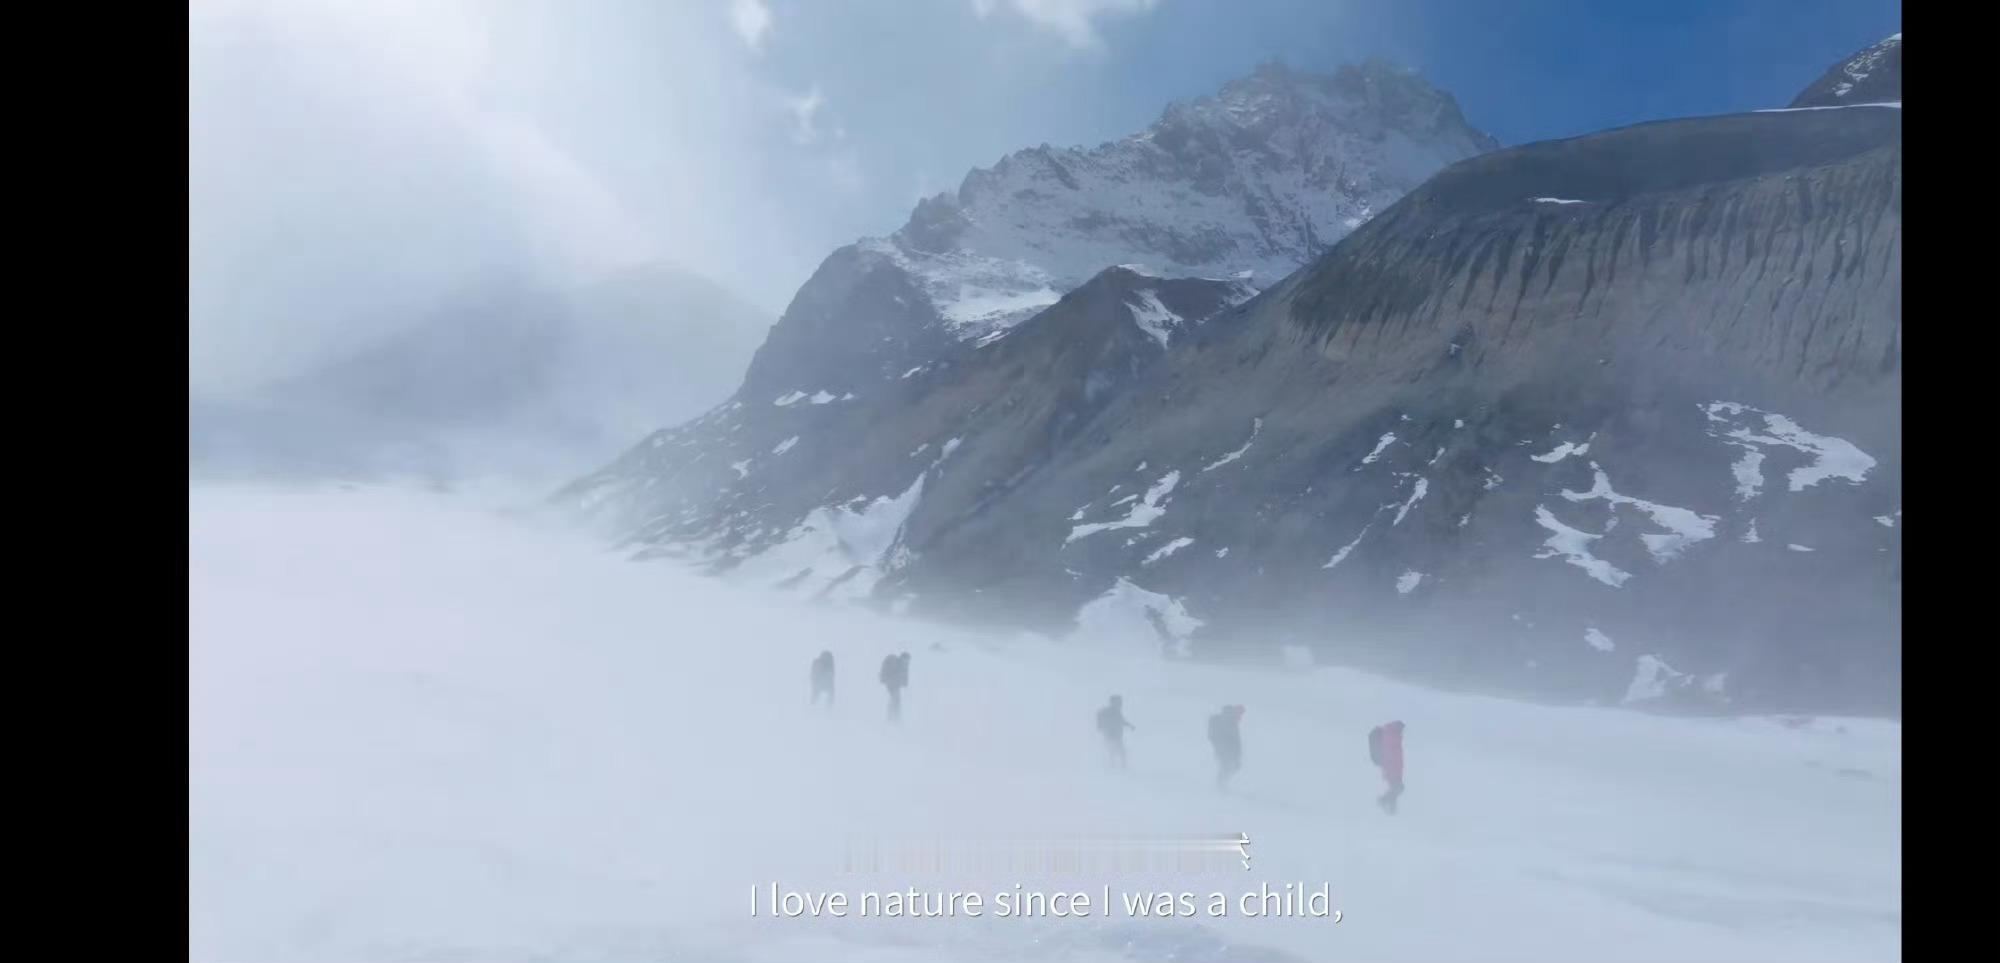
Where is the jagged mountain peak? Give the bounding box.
[736,59,1500,404]
[1162,58,1500,152]
[997,265,1258,355]
[1790,32,1901,108]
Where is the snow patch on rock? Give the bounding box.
[1560,465,1718,563]
[1142,537,1195,565]
[1533,505,1632,587]
[1532,441,1590,464]
[1068,470,1180,543]
[1126,289,1181,348]
[1703,402,1875,495]
[1074,577,1202,658]
[1201,418,1262,472]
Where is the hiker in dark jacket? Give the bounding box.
[880,652,910,721]
[1207,704,1245,790]
[1369,721,1406,814]
[809,650,835,707]
[1096,695,1135,769]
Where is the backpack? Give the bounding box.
[1368,726,1384,766]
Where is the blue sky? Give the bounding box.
[190,0,1901,390]
[758,0,1903,221]
[1112,0,1904,146]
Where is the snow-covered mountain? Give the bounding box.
[741,60,1498,402]
[1790,33,1901,107]
[564,50,1900,716]
[192,484,1901,963]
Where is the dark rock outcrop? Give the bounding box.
[1790,33,1901,107]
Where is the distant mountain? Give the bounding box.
[564,51,1899,716]
[190,263,769,484]
[740,60,1499,405]
[1790,33,1900,107]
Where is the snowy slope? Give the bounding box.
[191,485,1900,962]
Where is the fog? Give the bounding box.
[190,484,1899,961]
[187,0,1202,405]
[189,3,1899,958]
[185,0,1204,486]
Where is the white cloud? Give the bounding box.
[189,0,660,389]
[786,84,826,144]
[188,0,797,392]
[729,0,773,52]
[970,0,1161,48]
[822,148,867,195]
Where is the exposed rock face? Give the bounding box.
[1790,34,1901,107]
[738,61,1498,404]
[566,56,1900,716]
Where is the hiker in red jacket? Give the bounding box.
[1369,721,1406,814]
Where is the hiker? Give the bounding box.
[880,652,910,721]
[1207,704,1245,790]
[1369,721,1406,814]
[809,650,835,707]
[1096,695,1135,769]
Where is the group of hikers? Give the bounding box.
[808,650,1408,813]
[809,649,911,720]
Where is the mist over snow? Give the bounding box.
[189,485,1900,962]
[188,4,1902,958]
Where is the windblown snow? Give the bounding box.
[734,474,925,600]
[1074,576,1201,659]
[191,484,1901,963]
